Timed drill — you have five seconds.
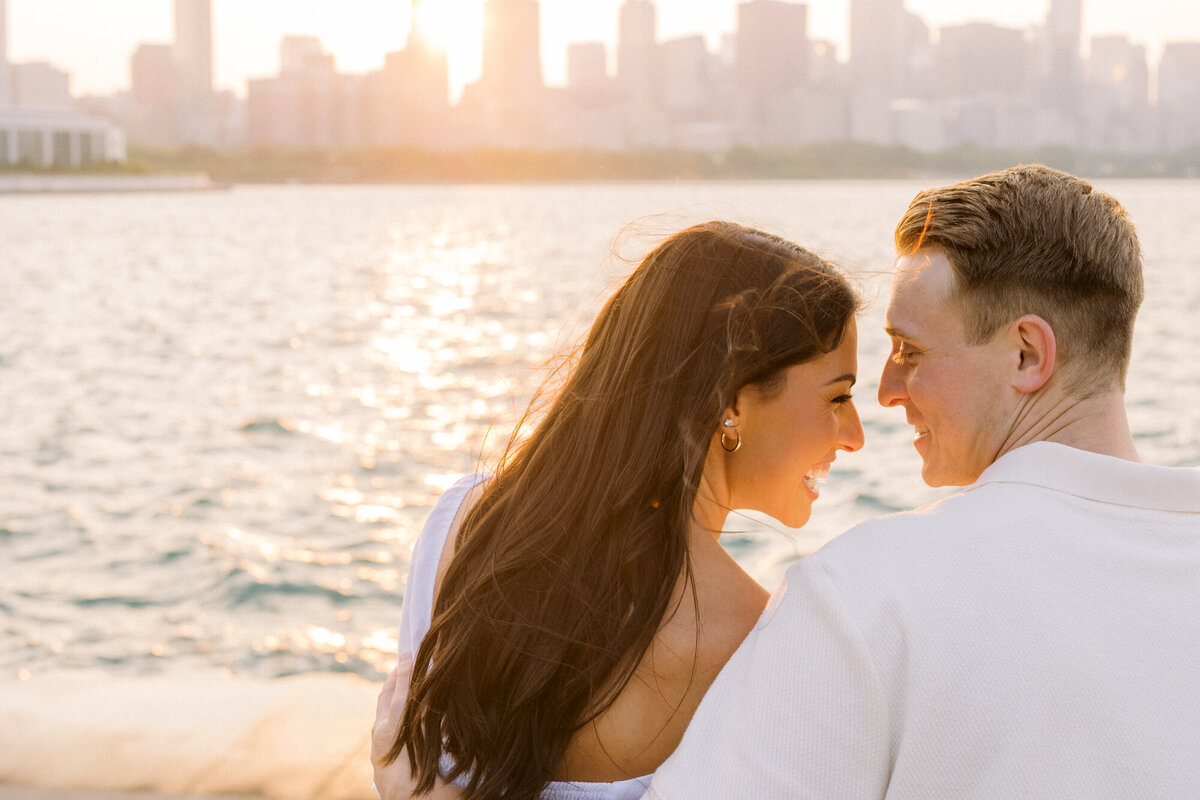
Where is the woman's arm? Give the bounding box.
[371,654,466,800]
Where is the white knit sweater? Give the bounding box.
[646,443,1200,799]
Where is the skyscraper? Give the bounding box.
[130,43,178,148]
[736,1,808,97]
[617,0,658,105]
[1043,0,1082,110]
[660,34,709,119]
[936,22,1030,100]
[402,0,450,111]
[372,0,450,147]
[175,0,212,96]
[1087,35,1148,112]
[849,0,906,99]
[735,1,809,144]
[847,0,908,143]
[0,0,11,106]
[173,0,215,144]
[478,0,543,108]
[1158,42,1200,151]
[1081,35,1150,152]
[13,61,72,109]
[567,42,608,94]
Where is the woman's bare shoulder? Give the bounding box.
[559,541,768,781]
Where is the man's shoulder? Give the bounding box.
[826,479,1019,549]
[793,479,1045,593]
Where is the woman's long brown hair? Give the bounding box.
[387,221,859,799]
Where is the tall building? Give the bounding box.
[847,0,907,143]
[0,0,10,105]
[735,1,809,145]
[902,13,934,99]
[477,0,543,108]
[1158,42,1200,151]
[661,35,709,117]
[279,35,329,75]
[366,0,451,147]
[736,1,808,95]
[567,42,608,94]
[130,43,178,148]
[247,36,352,149]
[849,0,905,98]
[1042,0,1082,112]
[173,0,215,144]
[1087,35,1148,110]
[613,0,666,147]
[1082,35,1150,151]
[559,41,612,146]
[12,62,72,109]
[174,0,212,96]
[935,23,1031,100]
[405,0,450,114]
[617,0,658,106]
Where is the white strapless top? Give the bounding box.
[398,475,652,800]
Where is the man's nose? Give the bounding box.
[878,358,906,408]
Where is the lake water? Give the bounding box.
[1,179,1197,796]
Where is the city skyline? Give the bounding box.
[8,0,1200,100]
[3,0,1199,168]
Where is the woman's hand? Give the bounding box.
[372,653,420,799]
[371,653,466,800]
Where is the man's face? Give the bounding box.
[878,249,1012,487]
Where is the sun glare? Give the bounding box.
[412,0,482,94]
[414,0,476,55]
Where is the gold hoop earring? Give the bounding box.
[720,427,742,453]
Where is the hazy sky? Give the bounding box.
[8,0,1200,98]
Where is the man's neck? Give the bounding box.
[1001,388,1140,463]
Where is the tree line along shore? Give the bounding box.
[3,142,1199,183]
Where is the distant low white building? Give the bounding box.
[0,0,126,167]
[0,107,127,168]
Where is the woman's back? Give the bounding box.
[549,519,769,781]
[402,476,768,789]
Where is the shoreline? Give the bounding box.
[0,173,227,194]
[2,172,1197,194]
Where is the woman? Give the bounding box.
[376,221,864,800]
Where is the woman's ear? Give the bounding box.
[721,391,743,429]
[1010,314,1057,393]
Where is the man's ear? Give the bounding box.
[1010,314,1056,393]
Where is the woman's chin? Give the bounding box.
[776,505,812,530]
[789,515,812,529]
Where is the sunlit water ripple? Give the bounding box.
[1,180,1197,683]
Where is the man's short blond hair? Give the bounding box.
[895,164,1143,396]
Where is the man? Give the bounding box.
[642,165,1200,798]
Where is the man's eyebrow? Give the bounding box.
[826,373,856,387]
[884,325,913,341]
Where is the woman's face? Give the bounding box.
[722,321,864,528]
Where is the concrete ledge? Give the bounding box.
[0,670,380,800]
